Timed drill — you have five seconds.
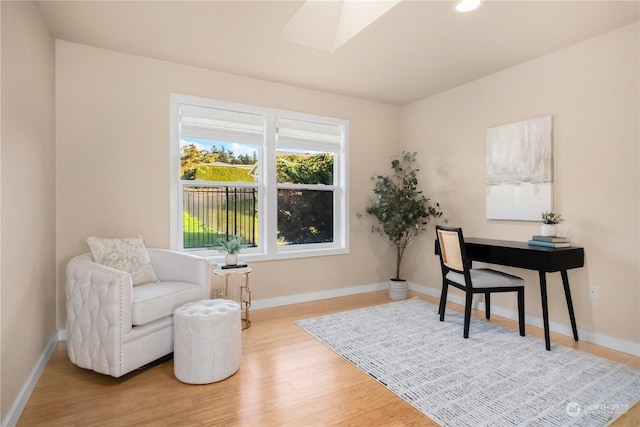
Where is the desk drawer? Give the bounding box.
[486,246,543,270]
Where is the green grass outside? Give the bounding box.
[183,211,258,249]
[184,211,222,248]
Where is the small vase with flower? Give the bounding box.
[541,211,563,237]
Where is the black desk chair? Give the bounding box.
[435,226,525,338]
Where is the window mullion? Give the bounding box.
[265,113,279,256]
[338,123,349,250]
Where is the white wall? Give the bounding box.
[55,40,401,327]
[0,1,56,422]
[401,22,639,346]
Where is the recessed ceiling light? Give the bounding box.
[454,0,483,13]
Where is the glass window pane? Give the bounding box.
[183,186,258,249]
[180,138,259,182]
[276,150,334,185]
[277,189,333,245]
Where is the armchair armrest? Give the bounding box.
[65,254,134,376]
[148,249,210,292]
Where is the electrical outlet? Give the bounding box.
[588,284,599,300]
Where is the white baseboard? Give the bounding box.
[408,282,640,357]
[2,331,59,427]
[250,281,389,310]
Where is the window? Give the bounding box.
[170,94,349,262]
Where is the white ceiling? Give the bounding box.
[39,0,639,106]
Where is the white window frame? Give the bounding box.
[170,93,349,263]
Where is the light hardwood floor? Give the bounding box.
[17,291,639,426]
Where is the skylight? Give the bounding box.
[278,0,401,53]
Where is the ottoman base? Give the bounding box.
[173,299,241,384]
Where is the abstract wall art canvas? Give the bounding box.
[486,115,553,221]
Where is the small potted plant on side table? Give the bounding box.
[214,235,247,266]
[541,211,563,237]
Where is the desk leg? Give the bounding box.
[561,270,579,342]
[539,271,551,351]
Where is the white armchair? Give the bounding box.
[66,248,210,378]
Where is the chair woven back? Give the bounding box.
[436,227,465,272]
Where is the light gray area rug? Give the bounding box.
[295,298,640,426]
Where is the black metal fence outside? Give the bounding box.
[183,186,257,249]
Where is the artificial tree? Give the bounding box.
[365,151,444,282]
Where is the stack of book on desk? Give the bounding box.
[528,235,571,248]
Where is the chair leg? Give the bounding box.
[485,292,491,320]
[463,292,473,338]
[518,288,525,336]
[439,283,449,321]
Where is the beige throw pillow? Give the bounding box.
[87,236,159,286]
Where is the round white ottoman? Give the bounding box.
[173,299,241,384]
